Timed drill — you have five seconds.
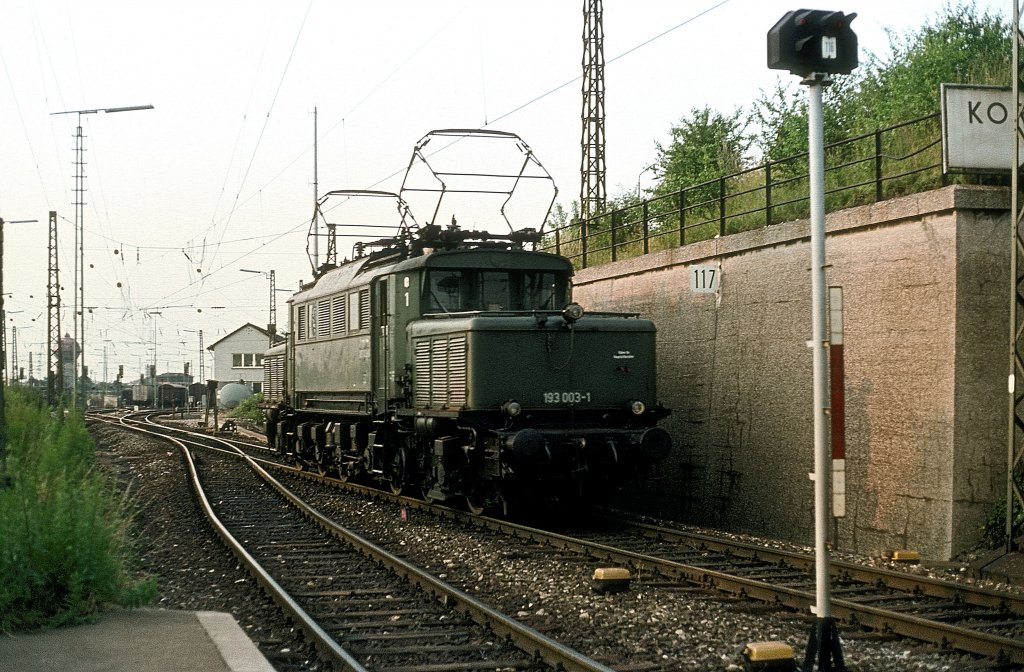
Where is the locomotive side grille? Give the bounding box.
[263,355,285,403]
[331,295,346,336]
[358,288,371,329]
[447,336,467,406]
[414,340,431,406]
[413,335,468,409]
[430,339,447,406]
[297,305,307,341]
[317,299,331,337]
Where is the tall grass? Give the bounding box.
[0,388,155,630]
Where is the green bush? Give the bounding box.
[0,388,155,631]
[228,392,265,426]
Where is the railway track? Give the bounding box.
[276,469,1024,668]
[110,412,1024,667]
[104,412,617,672]
[549,514,1024,666]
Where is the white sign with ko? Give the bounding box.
[941,83,1023,171]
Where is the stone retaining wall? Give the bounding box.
[573,185,1008,560]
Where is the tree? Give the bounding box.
[854,2,1009,129]
[651,106,750,198]
[752,81,807,165]
[545,201,575,232]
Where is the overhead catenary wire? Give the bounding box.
[212,0,314,264]
[26,2,742,377]
[132,1,741,321]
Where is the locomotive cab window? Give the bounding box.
[423,269,568,313]
[480,271,510,311]
[426,271,469,313]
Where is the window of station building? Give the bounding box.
[232,353,264,368]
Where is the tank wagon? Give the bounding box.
[265,130,671,514]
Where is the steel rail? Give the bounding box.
[470,516,1024,666]
[124,414,1024,664]
[598,513,1024,615]
[111,414,616,672]
[113,416,369,671]
[241,453,617,672]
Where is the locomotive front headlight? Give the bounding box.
[502,400,523,417]
[561,302,585,323]
[630,400,646,415]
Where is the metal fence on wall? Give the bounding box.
[540,113,976,269]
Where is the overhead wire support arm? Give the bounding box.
[48,103,153,409]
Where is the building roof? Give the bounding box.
[206,323,272,351]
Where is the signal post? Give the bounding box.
[767,9,858,672]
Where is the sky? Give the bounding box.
[0,0,1010,385]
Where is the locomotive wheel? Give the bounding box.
[313,445,330,477]
[464,482,493,515]
[465,494,486,516]
[288,435,306,471]
[385,446,405,496]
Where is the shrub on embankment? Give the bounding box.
[227,392,266,427]
[0,388,155,630]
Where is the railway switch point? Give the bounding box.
[741,640,797,671]
[591,567,631,593]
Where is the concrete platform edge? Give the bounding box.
[196,611,276,672]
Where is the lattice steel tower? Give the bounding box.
[46,211,62,406]
[1009,2,1024,549]
[580,0,606,222]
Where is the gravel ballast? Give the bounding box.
[93,422,999,671]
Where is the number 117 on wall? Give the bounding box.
[689,264,720,293]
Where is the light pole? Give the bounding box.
[636,164,654,199]
[240,269,284,347]
[147,311,161,407]
[0,217,38,483]
[50,104,154,409]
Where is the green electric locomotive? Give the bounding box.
[263,130,670,514]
